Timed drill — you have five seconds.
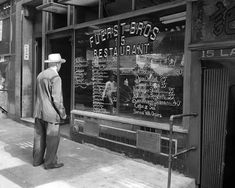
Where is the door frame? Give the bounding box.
[46,30,74,116]
[200,60,229,188]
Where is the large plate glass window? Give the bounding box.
[75,21,118,114]
[74,9,185,125]
[119,11,185,124]
[0,18,10,54]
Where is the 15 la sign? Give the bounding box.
[202,48,235,58]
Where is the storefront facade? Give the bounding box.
[5,0,235,187]
[71,0,188,169]
[9,0,199,183]
[45,0,193,180]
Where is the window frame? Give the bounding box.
[73,6,186,124]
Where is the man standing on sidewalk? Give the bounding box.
[33,53,67,169]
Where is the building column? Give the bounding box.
[13,1,33,118]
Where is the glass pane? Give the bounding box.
[0,62,8,90]
[119,10,185,124]
[52,13,67,29]
[0,18,10,54]
[0,61,9,110]
[75,5,98,24]
[135,0,175,10]
[103,0,132,17]
[52,0,67,29]
[74,8,185,125]
[74,21,118,114]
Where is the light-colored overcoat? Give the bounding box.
[34,68,66,123]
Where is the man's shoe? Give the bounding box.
[33,163,43,167]
[44,163,64,170]
[33,160,44,167]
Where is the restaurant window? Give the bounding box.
[74,9,185,125]
[0,18,10,54]
[0,1,11,55]
[0,60,9,111]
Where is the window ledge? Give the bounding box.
[71,110,188,134]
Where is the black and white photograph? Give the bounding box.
[0,0,234,187]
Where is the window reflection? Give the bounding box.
[0,61,8,110]
[74,11,185,124]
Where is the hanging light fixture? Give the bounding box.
[160,12,186,24]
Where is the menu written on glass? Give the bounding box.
[92,57,118,114]
[92,58,107,113]
[74,57,90,88]
[132,54,183,118]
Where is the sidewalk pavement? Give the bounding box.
[0,117,195,188]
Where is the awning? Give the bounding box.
[36,2,67,14]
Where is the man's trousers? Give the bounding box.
[33,118,60,167]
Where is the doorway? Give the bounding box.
[201,60,235,188]
[50,37,72,116]
[222,60,235,188]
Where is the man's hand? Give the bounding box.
[61,114,67,120]
[60,115,70,125]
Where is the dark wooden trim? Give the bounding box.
[67,5,70,27]
[71,110,188,133]
[46,28,73,39]
[0,53,12,57]
[189,40,235,51]
[98,0,103,19]
[46,25,73,35]
[70,29,75,113]
[132,0,135,11]
[45,0,187,36]
[184,1,201,184]
[73,0,186,30]
[183,0,193,130]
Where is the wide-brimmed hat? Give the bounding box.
[44,53,66,63]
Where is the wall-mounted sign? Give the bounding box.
[192,0,235,43]
[24,44,29,60]
[0,20,2,42]
[210,2,235,36]
[202,48,235,59]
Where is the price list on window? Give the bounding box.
[92,59,109,113]
[74,57,88,88]
[132,54,183,118]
